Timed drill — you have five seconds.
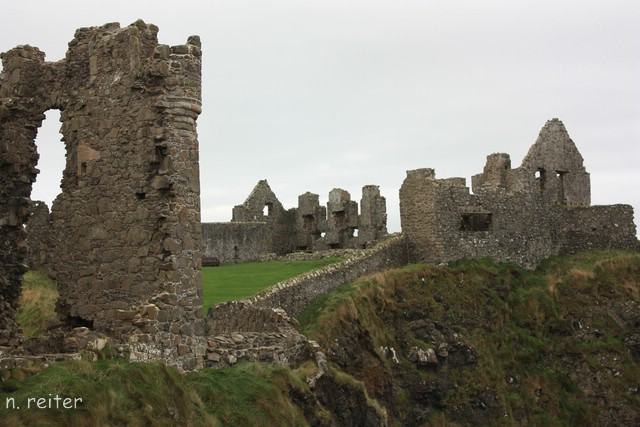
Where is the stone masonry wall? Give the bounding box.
[207,234,408,328]
[202,222,271,264]
[0,21,204,368]
[231,179,296,256]
[254,234,407,317]
[558,205,639,254]
[0,43,48,346]
[24,201,51,269]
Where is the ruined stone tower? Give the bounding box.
[0,21,204,365]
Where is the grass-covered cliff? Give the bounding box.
[299,249,640,426]
[1,249,638,426]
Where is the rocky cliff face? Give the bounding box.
[300,250,640,426]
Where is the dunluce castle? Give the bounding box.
[1,21,637,370]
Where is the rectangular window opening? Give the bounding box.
[535,168,546,192]
[461,212,492,232]
[556,170,567,204]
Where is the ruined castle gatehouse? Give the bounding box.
[0,21,204,363]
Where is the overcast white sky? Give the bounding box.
[1,1,638,233]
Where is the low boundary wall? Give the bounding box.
[206,234,408,330]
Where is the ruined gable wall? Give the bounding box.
[230,180,295,256]
[521,118,590,207]
[232,179,285,222]
[1,22,204,365]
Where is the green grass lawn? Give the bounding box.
[201,257,341,312]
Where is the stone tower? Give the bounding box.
[0,21,204,366]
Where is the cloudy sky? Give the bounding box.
[1,1,638,233]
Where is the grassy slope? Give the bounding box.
[201,257,340,311]
[0,360,315,427]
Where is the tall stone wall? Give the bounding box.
[399,169,442,263]
[202,222,271,264]
[400,119,638,269]
[0,21,204,363]
[295,192,327,251]
[359,184,389,243]
[0,42,49,346]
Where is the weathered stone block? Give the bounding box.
[207,352,221,362]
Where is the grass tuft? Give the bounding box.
[16,270,58,338]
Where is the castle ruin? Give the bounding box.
[1,20,637,372]
[202,180,388,264]
[400,118,638,268]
